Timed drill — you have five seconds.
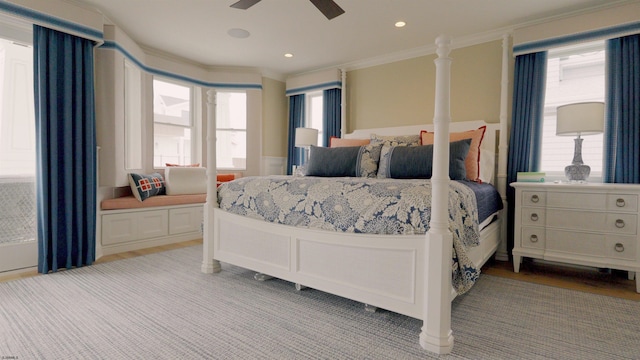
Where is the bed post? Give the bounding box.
[419,34,454,355]
[495,34,510,261]
[201,88,222,274]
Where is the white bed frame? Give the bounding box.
[202,35,510,355]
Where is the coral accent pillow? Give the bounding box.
[420,126,486,181]
[329,136,370,148]
[165,163,200,167]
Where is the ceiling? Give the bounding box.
[67,0,630,78]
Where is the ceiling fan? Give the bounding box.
[230,0,345,20]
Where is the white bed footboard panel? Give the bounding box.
[214,208,426,319]
[213,208,501,320]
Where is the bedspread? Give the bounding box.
[218,175,492,294]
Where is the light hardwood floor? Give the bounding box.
[2,240,639,301]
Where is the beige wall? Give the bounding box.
[346,39,508,133]
[261,77,288,157]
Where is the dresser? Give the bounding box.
[512,182,640,293]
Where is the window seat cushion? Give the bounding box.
[101,194,206,210]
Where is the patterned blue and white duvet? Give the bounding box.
[218,175,502,294]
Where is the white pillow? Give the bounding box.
[164,167,207,195]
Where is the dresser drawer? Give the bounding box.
[522,191,546,207]
[521,227,545,249]
[605,213,637,235]
[546,210,637,235]
[606,235,638,261]
[607,194,639,212]
[521,207,545,226]
[547,192,606,210]
[546,229,606,258]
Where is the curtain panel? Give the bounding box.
[286,95,305,175]
[33,25,97,273]
[604,33,640,183]
[506,51,548,255]
[322,88,341,147]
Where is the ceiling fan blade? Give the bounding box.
[309,0,345,20]
[230,0,261,10]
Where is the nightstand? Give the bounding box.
[512,182,640,293]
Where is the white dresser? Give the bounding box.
[512,182,640,293]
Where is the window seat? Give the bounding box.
[101,193,206,210]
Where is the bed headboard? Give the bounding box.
[344,120,499,184]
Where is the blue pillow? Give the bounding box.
[386,139,471,180]
[305,145,360,177]
[128,172,166,201]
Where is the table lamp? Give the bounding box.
[294,127,318,164]
[556,102,604,182]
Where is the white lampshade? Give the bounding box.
[295,127,318,147]
[556,102,605,136]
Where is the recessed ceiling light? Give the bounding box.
[227,28,250,39]
[395,21,406,28]
[284,53,293,58]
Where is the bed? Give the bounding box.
[201,34,510,354]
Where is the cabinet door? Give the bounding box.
[102,213,139,245]
[138,210,169,239]
[169,206,203,235]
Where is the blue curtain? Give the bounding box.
[33,25,97,273]
[604,34,640,183]
[506,51,548,256]
[286,94,305,175]
[322,88,341,147]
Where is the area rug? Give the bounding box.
[1,245,638,359]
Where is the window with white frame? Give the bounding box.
[153,78,194,167]
[306,91,323,146]
[539,40,605,179]
[216,90,247,170]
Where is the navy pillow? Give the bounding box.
[305,145,360,177]
[128,172,166,201]
[387,139,471,180]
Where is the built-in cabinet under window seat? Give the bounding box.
[98,167,237,256]
[100,194,206,256]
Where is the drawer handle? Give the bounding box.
[530,234,539,243]
[615,219,625,228]
[615,243,625,252]
[531,194,539,203]
[530,213,539,222]
[616,198,626,207]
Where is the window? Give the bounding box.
[0,37,35,176]
[216,91,246,170]
[539,41,605,179]
[153,78,194,167]
[306,91,323,146]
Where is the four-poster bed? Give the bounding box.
[201,35,510,354]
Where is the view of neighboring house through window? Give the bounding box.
[539,40,605,179]
[0,35,37,272]
[306,91,323,146]
[153,78,194,167]
[216,91,247,170]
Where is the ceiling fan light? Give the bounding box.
[395,21,406,28]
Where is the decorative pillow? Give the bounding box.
[330,137,370,148]
[420,126,486,181]
[164,167,207,195]
[128,172,166,201]
[385,139,471,180]
[357,143,383,178]
[306,146,360,177]
[165,163,200,167]
[370,133,421,146]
